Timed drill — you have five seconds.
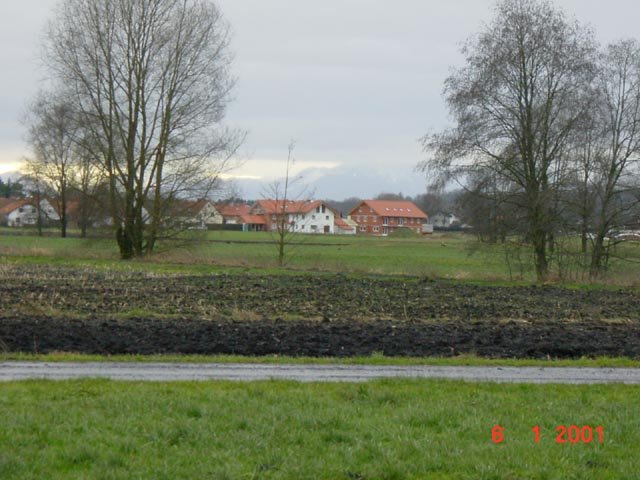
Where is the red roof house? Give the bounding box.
[217,203,252,224]
[348,200,428,236]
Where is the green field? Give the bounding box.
[2,229,640,285]
[0,379,636,479]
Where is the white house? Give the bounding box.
[178,199,223,229]
[295,201,336,234]
[0,198,60,227]
[252,200,337,234]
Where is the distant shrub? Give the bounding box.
[389,227,420,238]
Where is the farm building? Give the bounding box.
[0,198,60,227]
[237,214,266,232]
[217,203,252,224]
[171,199,223,229]
[251,200,337,234]
[348,200,428,236]
[334,216,357,235]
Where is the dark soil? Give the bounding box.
[1,265,639,358]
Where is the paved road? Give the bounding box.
[2,362,640,384]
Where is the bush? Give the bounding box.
[388,227,420,238]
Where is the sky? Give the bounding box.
[1,0,640,199]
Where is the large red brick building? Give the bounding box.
[348,200,428,235]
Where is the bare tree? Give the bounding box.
[564,110,603,255]
[456,169,522,244]
[419,0,596,281]
[43,0,241,258]
[266,141,300,267]
[587,40,640,276]
[24,91,80,238]
[69,147,109,237]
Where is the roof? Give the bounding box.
[0,198,30,216]
[335,217,356,230]
[178,199,216,215]
[254,199,326,215]
[217,203,251,217]
[349,200,428,219]
[47,198,77,217]
[239,214,266,225]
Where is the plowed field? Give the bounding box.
[1,265,639,358]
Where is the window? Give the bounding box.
[383,217,389,225]
[312,215,316,220]
[316,206,320,213]
[311,225,318,231]
[372,216,378,222]
[398,218,404,226]
[321,205,326,213]
[325,215,329,220]
[373,226,379,233]
[359,226,367,232]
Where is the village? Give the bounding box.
[0,194,440,236]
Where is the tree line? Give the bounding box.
[0,178,23,199]
[419,0,640,281]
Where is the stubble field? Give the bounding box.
[2,264,639,359]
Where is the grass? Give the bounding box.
[3,352,640,368]
[0,379,637,479]
[3,229,640,286]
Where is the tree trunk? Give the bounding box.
[532,229,549,282]
[79,192,88,238]
[60,189,67,238]
[117,188,137,259]
[581,225,588,254]
[278,232,285,266]
[117,223,136,260]
[590,238,605,278]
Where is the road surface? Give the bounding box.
[2,362,640,384]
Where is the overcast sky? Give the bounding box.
[2,1,640,199]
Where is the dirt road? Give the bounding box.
[2,362,640,384]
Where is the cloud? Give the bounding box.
[229,158,340,181]
[0,147,25,175]
[4,0,640,200]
